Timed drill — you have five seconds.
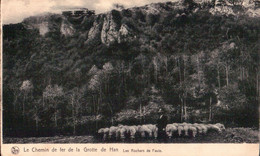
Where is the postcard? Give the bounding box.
[1,0,259,155]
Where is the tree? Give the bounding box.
[217,84,247,125]
[219,42,237,86]
[88,62,115,127]
[20,80,34,120]
[67,87,83,135]
[30,99,42,133]
[42,84,64,130]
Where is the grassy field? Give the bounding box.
[3,128,259,144]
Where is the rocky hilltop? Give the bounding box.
[10,0,259,46]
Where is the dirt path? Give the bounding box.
[3,128,259,144]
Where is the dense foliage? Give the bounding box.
[3,1,259,137]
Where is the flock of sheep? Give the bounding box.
[97,122,225,141]
[166,123,225,138]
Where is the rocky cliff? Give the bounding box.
[16,0,259,47]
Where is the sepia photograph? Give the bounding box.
[1,0,259,146]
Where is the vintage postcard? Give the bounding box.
[1,0,259,155]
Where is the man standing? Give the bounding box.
[157,108,168,142]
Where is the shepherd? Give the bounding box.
[157,108,168,142]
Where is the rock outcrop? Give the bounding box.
[38,22,49,35]
[60,21,74,36]
[22,13,74,37]
[87,20,102,42]
[118,24,131,43]
[101,13,120,46]
[21,0,260,45]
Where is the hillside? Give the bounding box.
[3,0,260,137]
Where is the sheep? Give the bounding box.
[114,125,131,141]
[172,123,179,127]
[124,125,131,133]
[204,124,211,129]
[134,125,142,137]
[109,126,118,139]
[182,123,196,137]
[193,124,203,134]
[166,124,178,138]
[98,128,104,134]
[139,125,153,138]
[124,125,133,139]
[198,124,208,134]
[145,124,158,139]
[97,128,105,140]
[133,125,140,132]
[135,125,147,139]
[119,126,129,141]
[183,124,190,136]
[177,125,184,136]
[207,124,221,133]
[188,126,197,137]
[103,128,110,140]
[115,126,122,140]
[128,126,137,141]
[215,123,225,131]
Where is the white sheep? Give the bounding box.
[133,125,140,132]
[189,126,197,137]
[103,128,110,140]
[115,125,130,140]
[166,124,178,138]
[139,125,153,138]
[124,125,131,133]
[193,124,203,134]
[135,125,142,136]
[98,128,105,139]
[199,124,208,134]
[207,124,221,133]
[145,124,158,139]
[215,123,225,131]
[98,128,104,134]
[109,126,118,139]
[128,126,137,140]
[115,126,121,140]
[183,124,190,136]
[177,125,184,136]
[119,126,129,140]
[172,123,179,127]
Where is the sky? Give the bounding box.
[2,0,176,24]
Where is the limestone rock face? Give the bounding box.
[23,13,75,37]
[87,20,102,41]
[60,21,74,36]
[118,24,131,43]
[22,0,260,45]
[209,5,235,16]
[209,0,260,17]
[23,14,51,36]
[38,22,49,36]
[101,13,120,46]
[119,24,129,36]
